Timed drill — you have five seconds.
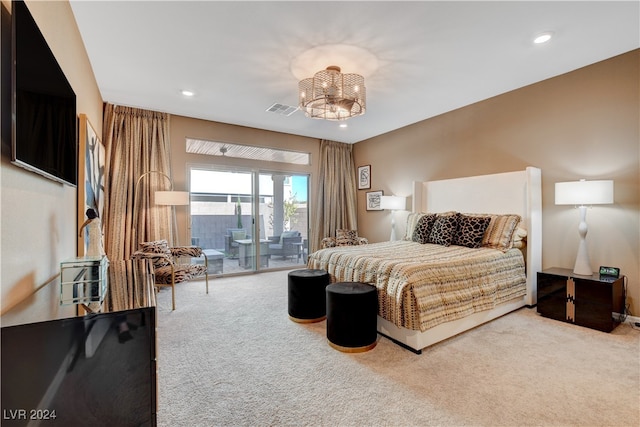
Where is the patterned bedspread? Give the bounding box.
[307,241,526,332]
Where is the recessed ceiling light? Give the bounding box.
[533,32,553,44]
[181,90,194,97]
[339,123,348,128]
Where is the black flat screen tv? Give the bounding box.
[1,307,157,426]
[11,0,77,186]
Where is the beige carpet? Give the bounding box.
[155,270,640,427]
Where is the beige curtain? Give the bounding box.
[310,140,358,252]
[102,104,174,261]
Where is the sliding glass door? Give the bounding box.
[189,167,308,275]
[258,172,309,268]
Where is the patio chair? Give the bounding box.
[268,231,302,261]
[224,228,250,258]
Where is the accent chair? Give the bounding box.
[132,240,208,310]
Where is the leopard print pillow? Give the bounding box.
[453,215,491,248]
[412,213,437,243]
[428,213,460,246]
[336,229,358,246]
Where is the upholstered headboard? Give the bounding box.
[412,167,542,305]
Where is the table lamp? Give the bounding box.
[134,171,190,246]
[380,195,406,241]
[555,179,613,275]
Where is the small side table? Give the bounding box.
[537,267,624,332]
[235,239,270,269]
[326,282,378,352]
[288,269,330,322]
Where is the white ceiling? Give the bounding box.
[69,1,639,144]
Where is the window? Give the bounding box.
[186,138,310,165]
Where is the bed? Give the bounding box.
[308,167,542,353]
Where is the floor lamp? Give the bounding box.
[555,179,613,275]
[134,171,189,246]
[380,195,406,241]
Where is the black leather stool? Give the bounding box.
[288,269,330,323]
[326,282,377,352]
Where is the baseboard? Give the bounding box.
[614,312,639,325]
[622,314,640,325]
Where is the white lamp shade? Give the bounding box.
[555,180,613,205]
[380,195,406,210]
[155,191,190,206]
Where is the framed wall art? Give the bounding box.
[77,114,106,256]
[366,190,383,211]
[357,165,371,190]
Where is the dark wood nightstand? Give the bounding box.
[537,267,624,332]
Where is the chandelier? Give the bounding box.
[298,66,366,121]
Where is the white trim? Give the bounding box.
[619,314,640,325]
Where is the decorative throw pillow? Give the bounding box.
[427,213,460,246]
[465,213,522,251]
[511,226,528,249]
[139,239,172,268]
[336,229,358,246]
[513,226,527,242]
[412,213,437,243]
[404,212,427,240]
[453,215,491,248]
[483,214,521,251]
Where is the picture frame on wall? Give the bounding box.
[78,114,106,256]
[357,165,371,190]
[366,190,383,211]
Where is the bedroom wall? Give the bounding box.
[353,50,640,317]
[0,0,103,325]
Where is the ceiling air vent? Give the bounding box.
[266,103,298,116]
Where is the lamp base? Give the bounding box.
[389,211,397,241]
[572,206,593,276]
[573,240,593,275]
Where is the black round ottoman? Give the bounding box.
[288,269,330,323]
[326,282,378,352]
